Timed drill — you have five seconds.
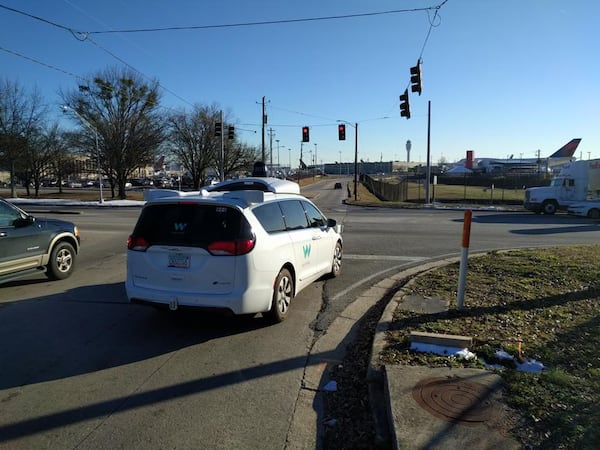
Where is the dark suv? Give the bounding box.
[0,198,80,284]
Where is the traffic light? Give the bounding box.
[338,124,346,140]
[302,126,309,142]
[399,89,410,119]
[228,125,235,139]
[410,61,422,96]
[215,122,222,137]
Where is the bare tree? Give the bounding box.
[221,141,261,178]
[25,125,61,197]
[62,67,164,199]
[45,126,76,194]
[166,104,220,189]
[167,104,259,188]
[0,78,47,196]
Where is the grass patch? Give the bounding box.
[380,246,600,449]
[345,180,526,206]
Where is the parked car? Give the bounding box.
[567,200,600,219]
[0,198,80,284]
[126,178,343,323]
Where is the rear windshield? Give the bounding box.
[133,203,253,247]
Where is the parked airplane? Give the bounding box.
[455,139,581,174]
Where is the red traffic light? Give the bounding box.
[338,124,346,140]
[302,126,310,142]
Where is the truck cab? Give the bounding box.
[524,160,600,214]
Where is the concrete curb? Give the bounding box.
[366,257,463,446]
[287,256,467,449]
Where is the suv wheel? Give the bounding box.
[47,242,76,280]
[330,241,342,277]
[266,268,293,323]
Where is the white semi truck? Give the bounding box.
[524,159,600,214]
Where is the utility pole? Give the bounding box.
[261,97,266,163]
[220,110,224,181]
[354,122,358,201]
[276,139,280,170]
[269,128,274,176]
[425,101,431,204]
[314,143,318,175]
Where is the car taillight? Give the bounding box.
[127,235,150,251]
[208,239,255,256]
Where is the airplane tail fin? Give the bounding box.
[549,138,581,158]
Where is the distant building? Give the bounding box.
[323,161,393,175]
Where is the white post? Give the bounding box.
[457,209,472,310]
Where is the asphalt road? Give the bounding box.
[1,180,599,448]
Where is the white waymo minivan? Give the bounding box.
[126,178,343,323]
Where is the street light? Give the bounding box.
[62,105,103,204]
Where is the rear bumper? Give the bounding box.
[125,281,272,315]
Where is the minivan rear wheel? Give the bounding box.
[266,268,294,323]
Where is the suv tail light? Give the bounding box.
[208,239,255,256]
[127,235,150,251]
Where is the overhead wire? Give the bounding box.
[0,2,448,37]
[85,36,194,107]
[389,0,449,116]
[83,5,445,34]
[0,44,88,82]
[1,1,451,121]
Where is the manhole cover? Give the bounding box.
[412,377,494,424]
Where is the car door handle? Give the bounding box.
[312,235,322,240]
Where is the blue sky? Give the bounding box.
[1,0,598,167]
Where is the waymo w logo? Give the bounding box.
[173,223,188,232]
[302,244,311,258]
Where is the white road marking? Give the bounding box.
[343,254,428,261]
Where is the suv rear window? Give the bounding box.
[133,203,253,248]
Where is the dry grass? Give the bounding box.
[380,246,600,449]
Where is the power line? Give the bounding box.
[0,44,88,82]
[85,5,445,34]
[85,36,194,107]
[0,2,449,37]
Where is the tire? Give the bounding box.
[542,201,557,215]
[329,241,343,278]
[47,241,76,280]
[266,268,294,324]
[588,208,600,220]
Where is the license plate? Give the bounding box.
[168,253,190,268]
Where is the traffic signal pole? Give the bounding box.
[425,100,431,204]
[354,122,358,201]
[220,110,224,181]
[261,96,266,163]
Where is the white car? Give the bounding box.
[567,201,600,219]
[126,178,343,323]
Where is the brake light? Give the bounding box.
[127,235,150,251]
[208,239,255,256]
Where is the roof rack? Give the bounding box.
[205,177,300,194]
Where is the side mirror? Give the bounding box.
[13,216,35,228]
[327,218,343,234]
